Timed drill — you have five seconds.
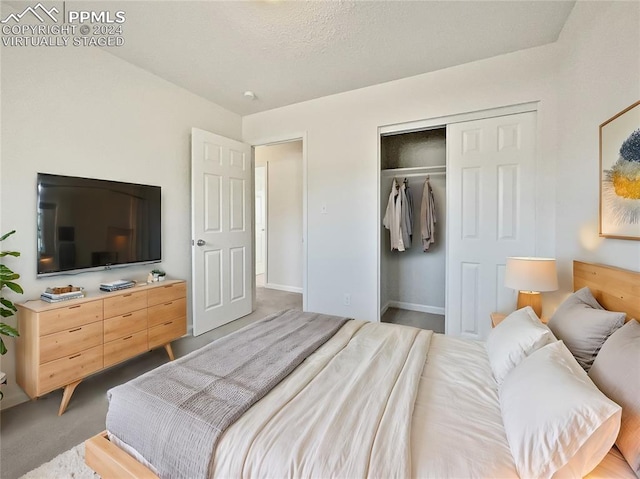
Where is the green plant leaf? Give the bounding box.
[0,323,19,337]
[0,230,20,358]
[0,230,16,242]
[0,299,16,312]
[0,282,23,294]
[0,265,18,279]
[0,272,19,281]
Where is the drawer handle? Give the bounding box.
[123,335,133,340]
[122,313,132,318]
[163,322,172,326]
[164,302,173,306]
[69,353,81,359]
[122,293,132,297]
[163,285,173,289]
[69,305,81,309]
[68,327,82,333]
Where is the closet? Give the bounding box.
[380,128,447,333]
[378,103,540,340]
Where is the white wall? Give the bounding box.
[243,0,640,322]
[243,44,560,322]
[255,142,303,292]
[553,1,640,304]
[0,46,241,408]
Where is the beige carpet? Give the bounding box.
[19,443,97,479]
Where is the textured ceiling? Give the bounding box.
[26,1,577,115]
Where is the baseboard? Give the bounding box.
[380,301,390,317]
[387,301,445,316]
[0,389,28,411]
[264,283,303,294]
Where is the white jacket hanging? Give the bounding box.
[383,179,405,251]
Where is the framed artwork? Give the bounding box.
[600,100,640,240]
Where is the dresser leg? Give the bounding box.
[163,343,175,361]
[58,380,82,416]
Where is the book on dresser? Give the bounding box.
[99,279,136,292]
[40,286,85,303]
[40,291,85,303]
[15,279,187,415]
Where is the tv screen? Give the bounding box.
[36,173,161,276]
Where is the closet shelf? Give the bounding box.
[381,165,446,177]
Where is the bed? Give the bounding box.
[85,261,640,478]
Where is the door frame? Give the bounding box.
[248,132,308,312]
[254,164,267,279]
[376,102,539,327]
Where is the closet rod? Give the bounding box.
[381,165,446,177]
[400,172,446,178]
[398,165,446,172]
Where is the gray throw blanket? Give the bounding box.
[106,309,349,479]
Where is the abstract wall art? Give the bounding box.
[600,100,640,240]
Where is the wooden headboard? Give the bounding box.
[573,261,640,321]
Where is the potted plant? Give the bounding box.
[0,230,22,399]
[151,269,166,282]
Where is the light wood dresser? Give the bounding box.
[16,280,187,415]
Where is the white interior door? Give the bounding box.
[191,128,253,336]
[447,111,537,339]
[255,166,266,276]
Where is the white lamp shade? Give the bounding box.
[504,257,558,292]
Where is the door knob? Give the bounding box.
[196,239,206,246]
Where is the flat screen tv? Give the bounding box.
[36,173,161,276]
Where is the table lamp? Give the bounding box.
[504,257,558,317]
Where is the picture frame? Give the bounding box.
[599,100,640,240]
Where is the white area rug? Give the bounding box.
[19,442,98,479]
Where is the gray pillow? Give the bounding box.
[547,287,625,371]
[589,319,640,476]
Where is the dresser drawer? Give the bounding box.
[104,309,147,343]
[104,330,148,368]
[39,301,103,336]
[147,282,186,307]
[148,317,186,349]
[103,290,147,318]
[38,344,103,395]
[40,320,103,364]
[148,297,186,328]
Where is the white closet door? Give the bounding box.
[446,111,537,339]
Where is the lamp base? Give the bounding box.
[517,291,542,318]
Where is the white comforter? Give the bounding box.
[110,318,636,478]
[412,334,518,478]
[212,320,519,478]
[214,320,430,477]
